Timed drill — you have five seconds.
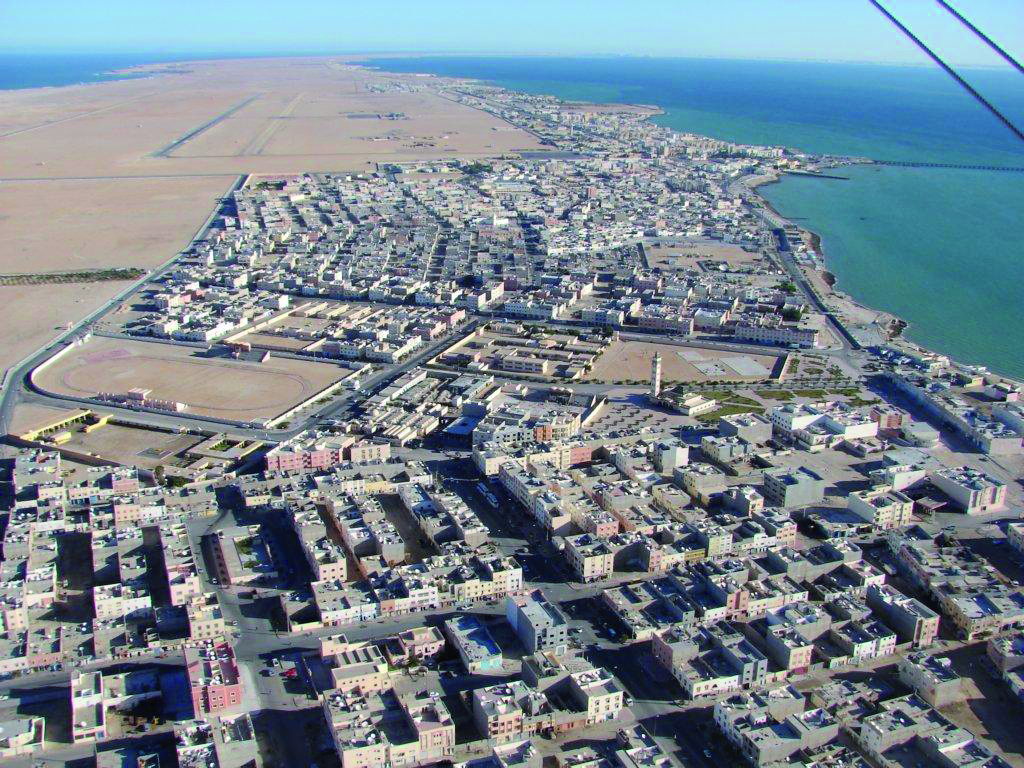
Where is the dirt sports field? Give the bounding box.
[586,340,782,384]
[34,337,345,422]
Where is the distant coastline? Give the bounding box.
[0,53,218,91]
[0,54,166,91]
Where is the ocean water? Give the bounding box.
[0,53,194,90]
[367,56,1024,378]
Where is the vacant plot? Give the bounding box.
[241,332,316,353]
[0,175,235,373]
[0,56,544,179]
[587,340,782,384]
[0,280,136,374]
[0,176,233,275]
[645,241,764,271]
[261,90,535,160]
[35,337,346,421]
[54,422,205,468]
[5,402,77,435]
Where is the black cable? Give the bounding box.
[868,0,1024,143]
[935,0,1024,76]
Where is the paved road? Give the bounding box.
[728,170,866,358]
[153,94,261,158]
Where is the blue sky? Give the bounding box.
[3,0,1022,67]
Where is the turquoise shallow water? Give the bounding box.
[366,56,1024,378]
[761,164,1024,377]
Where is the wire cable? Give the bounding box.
[868,0,1024,143]
[935,0,1024,76]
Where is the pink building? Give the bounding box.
[185,643,243,716]
[265,433,391,472]
[386,626,446,664]
[108,468,140,494]
[568,443,595,465]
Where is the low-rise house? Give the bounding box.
[928,467,1007,514]
[444,615,504,674]
[987,632,1024,673]
[328,643,392,695]
[762,466,825,509]
[898,653,964,708]
[507,590,570,654]
[185,643,244,717]
[847,488,914,529]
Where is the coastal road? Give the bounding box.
[777,242,864,353]
[730,170,865,355]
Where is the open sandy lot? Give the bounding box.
[0,56,545,378]
[0,281,135,372]
[5,402,76,435]
[174,88,532,163]
[54,421,206,469]
[34,337,347,422]
[586,340,783,384]
[0,58,544,180]
[240,333,316,353]
[645,241,764,271]
[0,175,233,273]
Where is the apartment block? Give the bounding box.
[507,590,570,655]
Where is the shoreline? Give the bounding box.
[583,80,1017,381]
[744,172,1011,377]
[681,144,1010,378]
[742,171,916,353]
[0,60,184,94]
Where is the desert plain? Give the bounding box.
[0,56,544,372]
